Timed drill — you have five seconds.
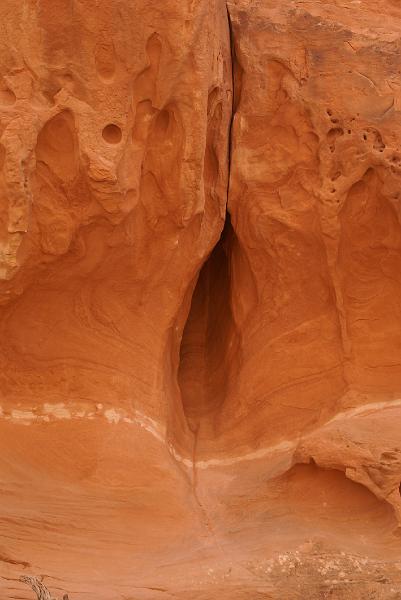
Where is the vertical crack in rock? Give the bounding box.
[226,4,236,185]
[177,3,240,451]
[173,6,240,537]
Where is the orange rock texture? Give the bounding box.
[2,0,401,598]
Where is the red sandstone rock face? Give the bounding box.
[2,1,401,598]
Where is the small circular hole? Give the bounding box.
[102,123,122,144]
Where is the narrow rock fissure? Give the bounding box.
[177,4,239,447]
[226,4,236,180]
[173,5,243,545]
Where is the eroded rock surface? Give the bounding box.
[2,1,401,598]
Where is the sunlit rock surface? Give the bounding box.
[2,1,401,598]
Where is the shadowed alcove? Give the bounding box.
[178,213,239,437]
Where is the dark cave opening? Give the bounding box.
[178,213,238,436]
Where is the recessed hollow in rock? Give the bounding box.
[102,123,122,144]
[178,213,239,438]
